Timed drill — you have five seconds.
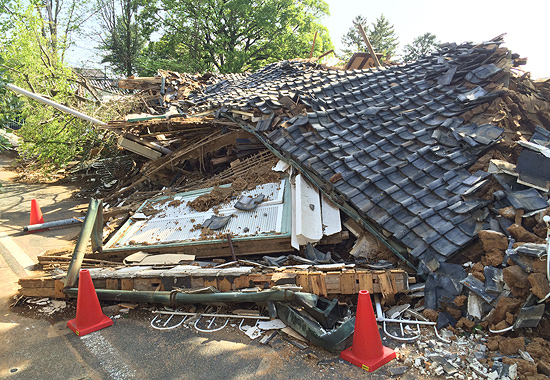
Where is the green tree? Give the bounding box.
[340,15,368,60]
[0,2,118,169]
[402,32,439,62]
[138,0,333,74]
[33,0,94,63]
[340,14,398,61]
[368,15,398,61]
[97,0,144,77]
[0,57,23,128]
[135,32,211,75]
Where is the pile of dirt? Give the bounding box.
[188,186,235,212]
[187,166,281,212]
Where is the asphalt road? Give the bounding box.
[0,154,417,380]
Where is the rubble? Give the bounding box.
[503,265,531,297]
[498,337,525,355]
[11,35,550,378]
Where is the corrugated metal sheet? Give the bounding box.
[104,180,289,250]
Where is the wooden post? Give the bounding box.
[316,49,334,61]
[309,31,318,59]
[357,25,381,67]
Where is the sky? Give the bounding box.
[68,0,550,79]
[322,0,550,78]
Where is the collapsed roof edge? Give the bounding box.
[227,114,418,270]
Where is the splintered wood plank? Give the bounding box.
[190,277,205,289]
[378,271,395,304]
[271,272,296,286]
[233,275,250,289]
[120,279,134,290]
[106,279,119,290]
[118,77,162,89]
[93,279,106,289]
[248,274,271,283]
[18,278,55,288]
[39,247,75,257]
[389,269,409,290]
[295,271,310,293]
[390,273,398,295]
[54,280,66,298]
[217,277,233,292]
[19,288,55,297]
[203,277,217,289]
[309,272,327,297]
[340,272,357,294]
[356,270,374,293]
[397,272,411,290]
[117,136,162,159]
[17,269,411,298]
[94,236,294,260]
[324,271,341,294]
[134,278,163,291]
[318,231,348,245]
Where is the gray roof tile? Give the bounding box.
[181,39,511,266]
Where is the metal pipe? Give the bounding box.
[378,317,436,326]
[5,83,107,126]
[153,311,270,320]
[24,218,82,232]
[194,316,229,333]
[489,325,514,334]
[374,295,435,326]
[64,288,298,305]
[64,199,101,287]
[151,314,187,330]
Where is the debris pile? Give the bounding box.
[15,36,550,377]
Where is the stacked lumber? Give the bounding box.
[18,268,413,300]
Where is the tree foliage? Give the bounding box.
[97,0,144,77]
[0,57,23,127]
[340,14,398,61]
[0,1,117,168]
[33,0,94,62]
[340,15,367,60]
[137,0,333,74]
[402,32,439,62]
[368,15,398,61]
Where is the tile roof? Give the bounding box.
[180,39,513,267]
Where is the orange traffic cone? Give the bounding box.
[67,269,113,336]
[340,290,396,372]
[28,199,48,233]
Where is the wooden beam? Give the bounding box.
[18,278,55,288]
[377,271,395,304]
[118,77,162,90]
[357,25,381,67]
[357,270,374,293]
[117,136,162,159]
[317,49,334,61]
[107,129,254,200]
[90,236,294,261]
[309,31,318,59]
[18,269,410,300]
[319,231,348,245]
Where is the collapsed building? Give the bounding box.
[17,36,550,378]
